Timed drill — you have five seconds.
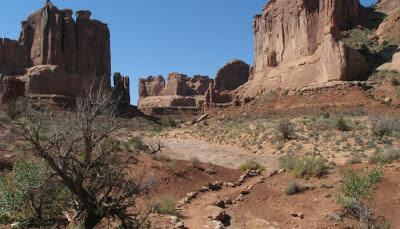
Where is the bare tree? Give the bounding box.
[15,81,155,228]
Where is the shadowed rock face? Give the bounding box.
[113,72,130,104]
[214,59,250,92]
[240,0,368,98]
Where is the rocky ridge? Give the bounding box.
[138,59,250,109]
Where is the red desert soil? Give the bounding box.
[178,163,400,229]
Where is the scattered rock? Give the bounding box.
[206,205,226,221]
[173,221,185,229]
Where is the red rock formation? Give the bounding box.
[113,72,130,104]
[0,38,29,74]
[1,76,25,103]
[0,2,112,100]
[214,59,249,92]
[17,2,111,77]
[138,73,212,108]
[139,75,166,98]
[241,0,368,98]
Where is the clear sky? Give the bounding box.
[0,0,378,105]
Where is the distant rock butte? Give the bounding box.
[0,2,128,103]
[236,0,369,98]
[138,59,251,108]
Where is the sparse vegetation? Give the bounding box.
[13,83,155,228]
[152,196,177,215]
[371,116,395,138]
[337,117,352,131]
[0,159,69,226]
[277,118,296,140]
[336,165,383,228]
[291,156,327,178]
[284,181,302,195]
[187,157,200,168]
[238,160,265,171]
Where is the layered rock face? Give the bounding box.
[240,0,368,98]
[1,2,113,100]
[138,73,212,108]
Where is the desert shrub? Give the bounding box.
[292,156,327,178]
[392,77,400,86]
[187,157,200,168]
[346,156,362,165]
[204,163,217,175]
[336,166,383,228]
[0,159,69,226]
[284,181,302,195]
[151,154,171,162]
[238,160,265,171]
[4,98,26,120]
[279,153,298,170]
[323,111,330,119]
[152,196,177,215]
[277,118,295,140]
[128,136,146,151]
[370,148,400,164]
[337,117,351,131]
[371,116,394,138]
[162,117,177,127]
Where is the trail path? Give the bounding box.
[146,138,279,170]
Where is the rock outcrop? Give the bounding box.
[238,0,369,98]
[113,72,130,104]
[1,1,114,102]
[214,59,249,92]
[138,73,212,108]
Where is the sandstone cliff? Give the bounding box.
[239,0,369,98]
[1,2,116,101]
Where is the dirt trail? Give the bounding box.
[147,138,279,170]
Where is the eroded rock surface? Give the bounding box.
[138,73,212,108]
[239,0,369,98]
[1,1,114,100]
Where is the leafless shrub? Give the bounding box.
[15,80,156,228]
[371,116,395,138]
[277,118,296,140]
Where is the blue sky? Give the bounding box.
[0,0,377,105]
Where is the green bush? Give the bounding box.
[279,153,298,170]
[392,77,400,86]
[152,196,177,215]
[0,159,69,226]
[128,136,146,150]
[323,111,330,119]
[346,156,362,165]
[337,117,351,131]
[284,181,302,195]
[336,166,383,227]
[238,160,266,171]
[292,156,327,178]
